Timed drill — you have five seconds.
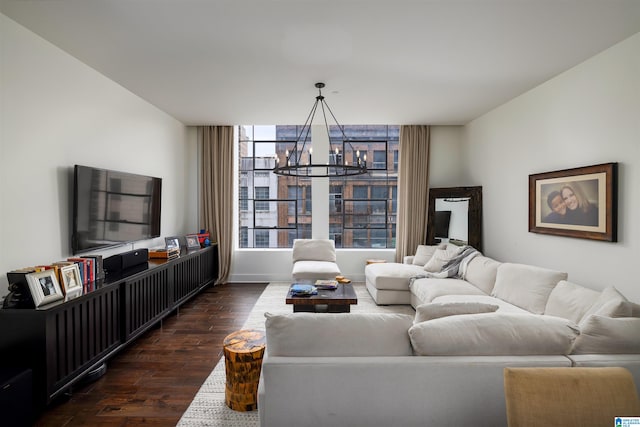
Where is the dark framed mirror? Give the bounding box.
[426,186,482,251]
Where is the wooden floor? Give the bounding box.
[34,282,268,427]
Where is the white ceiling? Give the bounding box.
[2,0,640,125]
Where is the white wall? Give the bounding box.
[228,126,465,283]
[0,14,198,296]
[463,32,640,301]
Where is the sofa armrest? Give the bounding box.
[567,354,640,394]
[404,255,414,264]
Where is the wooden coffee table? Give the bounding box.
[286,283,358,313]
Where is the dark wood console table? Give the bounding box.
[0,245,218,412]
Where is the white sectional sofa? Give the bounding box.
[258,244,640,426]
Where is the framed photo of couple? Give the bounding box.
[529,162,617,242]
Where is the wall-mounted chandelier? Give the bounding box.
[272,83,368,177]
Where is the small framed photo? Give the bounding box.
[60,264,83,300]
[529,162,617,242]
[26,270,64,308]
[185,234,201,250]
[165,236,180,250]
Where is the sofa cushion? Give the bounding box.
[412,244,444,266]
[264,312,414,357]
[408,313,579,356]
[292,260,341,280]
[491,263,567,314]
[463,255,501,294]
[579,287,631,326]
[431,294,531,314]
[424,245,464,272]
[292,239,336,263]
[414,302,498,323]
[365,262,425,291]
[410,278,486,305]
[571,315,640,354]
[544,280,601,323]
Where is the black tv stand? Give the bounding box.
[0,245,218,412]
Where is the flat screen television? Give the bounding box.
[434,210,451,238]
[72,165,162,254]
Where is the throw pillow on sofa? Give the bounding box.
[491,263,567,315]
[544,280,601,324]
[571,315,640,354]
[579,286,631,326]
[463,255,501,294]
[412,244,445,266]
[264,312,414,357]
[408,313,579,356]
[424,245,464,273]
[414,302,499,323]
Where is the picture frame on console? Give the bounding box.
[26,270,64,307]
[165,237,180,250]
[529,162,617,242]
[185,234,201,250]
[60,264,83,301]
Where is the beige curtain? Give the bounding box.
[199,126,234,284]
[395,125,430,262]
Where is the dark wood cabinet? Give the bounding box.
[0,245,218,411]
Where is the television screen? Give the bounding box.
[434,210,451,238]
[72,165,162,254]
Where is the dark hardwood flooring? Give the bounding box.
[34,282,268,427]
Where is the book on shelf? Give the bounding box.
[314,279,338,290]
[80,255,104,280]
[81,255,105,280]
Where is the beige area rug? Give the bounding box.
[177,282,415,426]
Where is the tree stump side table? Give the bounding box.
[223,329,266,411]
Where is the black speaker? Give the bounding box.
[121,249,148,270]
[103,253,123,273]
[104,249,149,273]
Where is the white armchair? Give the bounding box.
[291,239,341,281]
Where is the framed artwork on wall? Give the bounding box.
[528,162,617,242]
[26,270,64,307]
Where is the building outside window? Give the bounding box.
[254,186,270,211]
[238,125,398,248]
[239,186,248,211]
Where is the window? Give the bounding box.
[330,185,343,214]
[238,125,311,248]
[255,187,270,211]
[239,227,248,248]
[239,124,398,249]
[373,150,386,169]
[330,125,398,248]
[254,229,269,248]
[353,186,368,214]
[240,187,248,211]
